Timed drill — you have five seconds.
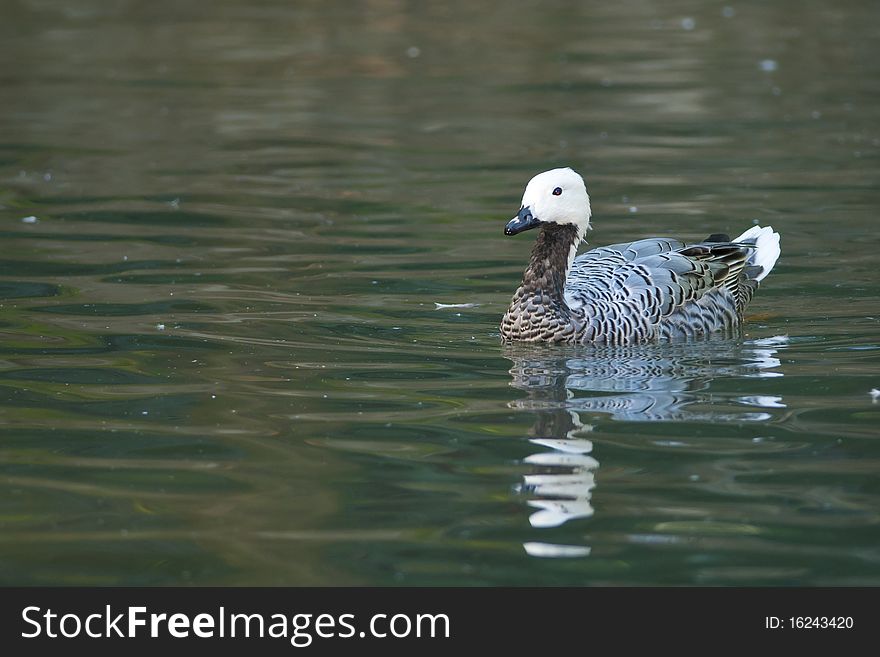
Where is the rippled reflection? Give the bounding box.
[506,337,787,557]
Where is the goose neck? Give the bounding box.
[521,224,583,299]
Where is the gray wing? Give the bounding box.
[573,238,686,263]
[565,237,753,342]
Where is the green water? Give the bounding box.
[1,0,879,585]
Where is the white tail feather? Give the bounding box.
[734,225,781,282]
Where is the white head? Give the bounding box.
[504,167,592,237]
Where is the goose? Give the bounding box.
[500,168,781,344]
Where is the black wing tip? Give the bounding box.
[704,233,731,243]
[743,264,764,280]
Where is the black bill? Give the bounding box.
[504,206,541,235]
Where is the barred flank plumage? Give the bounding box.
[501,229,780,345]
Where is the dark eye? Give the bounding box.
[552,187,562,196]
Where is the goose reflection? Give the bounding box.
[506,336,787,558]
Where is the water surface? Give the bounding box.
[1,0,879,585]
